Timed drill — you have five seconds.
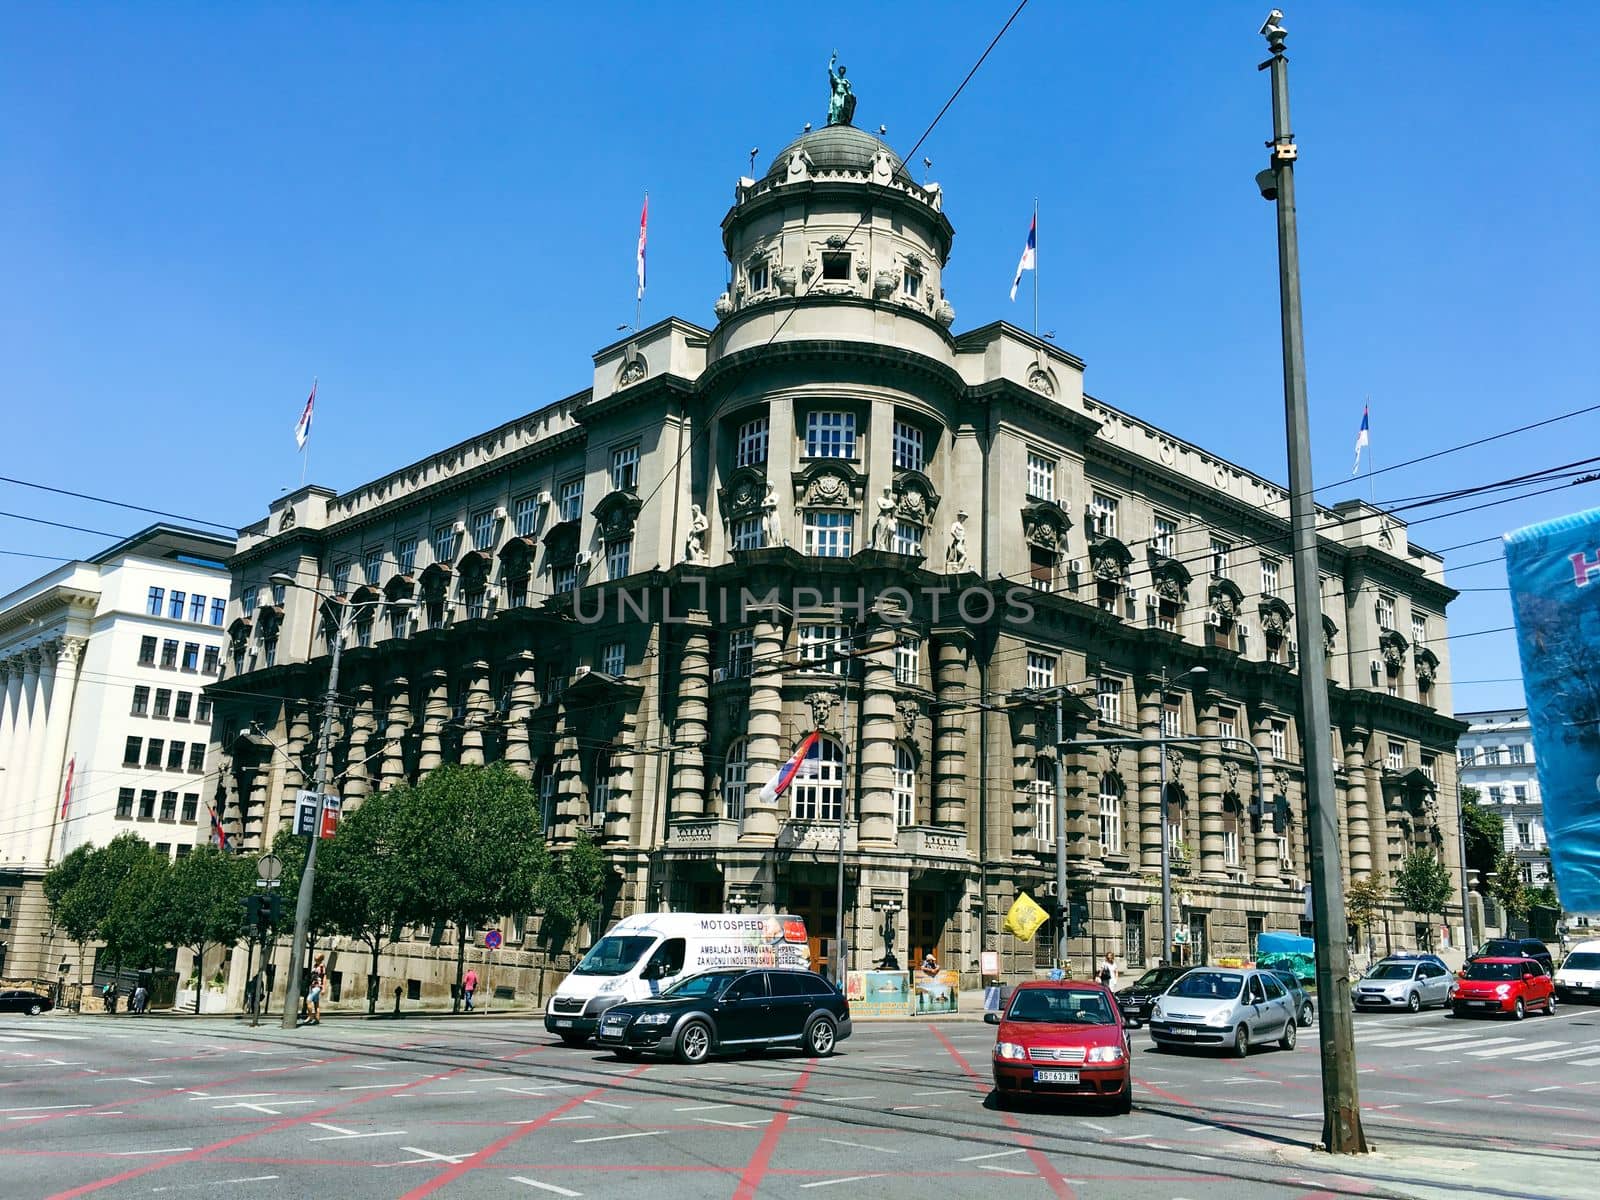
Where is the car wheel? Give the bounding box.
[558,1032,588,1047]
[805,1017,837,1057]
[676,1020,713,1064]
[1512,998,1525,1021]
[1232,1024,1250,1058]
[28,1003,43,1016]
[1300,1002,1315,1028]
[1546,994,1558,1015]
[1279,1018,1298,1051]
[1407,991,1421,1014]
[1111,1082,1133,1115]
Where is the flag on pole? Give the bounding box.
[1009,212,1036,301]
[1352,405,1370,475]
[1002,891,1049,941]
[59,755,75,820]
[208,804,229,852]
[758,729,823,804]
[636,194,648,301]
[294,381,317,450]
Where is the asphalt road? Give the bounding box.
[1,1002,1596,1200]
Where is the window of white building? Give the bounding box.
[471,509,497,550]
[1153,515,1177,558]
[736,417,769,468]
[892,421,925,472]
[1098,676,1123,726]
[600,641,626,677]
[731,515,765,550]
[803,510,852,557]
[1026,452,1056,502]
[805,411,856,459]
[1210,537,1231,578]
[1386,740,1406,771]
[1270,719,1288,761]
[799,623,850,674]
[893,521,922,557]
[606,536,632,579]
[1376,594,1396,631]
[726,629,754,678]
[1260,557,1280,598]
[513,495,538,538]
[610,443,640,492]
[723,740,748,821]
[559,478,584,523]
[1090,492,1119,538]
[790,737,844,821]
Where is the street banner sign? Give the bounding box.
[1506,505,1600,911]
[319,793,341,839]
[484,929,503,950]
[295,790,341,839]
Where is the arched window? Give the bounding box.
[591,748,613,820]
[1032,756,1056,845]
[790,737,844,822]
[1098,773,1122,855]
[893,744,916,827]
[723,739,748,821]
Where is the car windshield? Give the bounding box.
[1168,971,1243,1000]
[1464,962,1522,981]
[571,934,657,977]
[1476,942,1521,958]
[1563,952,1600,970]
[1368,964,1417,980]
[661,971,743,999]
[1131,969,1181,991]
[1005,989,1116,1024]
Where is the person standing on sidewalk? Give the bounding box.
[1097,952,1119,990]
[462,967,479,1012]
[304,954,326,1025]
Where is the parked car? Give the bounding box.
[1553,940,1600,1003]
[1352,957,1454,1012]
[987,980,1133,1113]
[594,967,849,1063]
[1471,938,1554,975]
[1148,967,1298,1057]
[0,988,54,1015]
[1448,957,1556,1019]
[1376,950,1450,972]
[1269,969,1316,1027]
[1113,965,1192,1027]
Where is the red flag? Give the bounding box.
[59,755,75,819]
[208,804,229,851]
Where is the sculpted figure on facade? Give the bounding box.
[760,482,783,547]
[945,509,970,572]
[826,51,855,127]
[684,505,709,565]
[870,486,896,550]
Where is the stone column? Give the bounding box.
[0,659,23,807]
[34,639,85,862]
[1136,678,1163,871]
[501,653,538,780]
[342,685,377,803]
[1251,710,1280,884]
[932,628,972,828]
[603,723,638,845]
[13,649,45,834]
[550,700,583,846]
[739,607,787,844]
[1197,698,1226,881]
[248,763,272,845]
[1344,725,1373,877]
[283,701,313,798]
[457,661,492,766]
[379,677,411,790]
[669,615,712,820]
[417,669,450,773]
[857,615,899,848]
[1061,719,1093,867]
[1009,705,1040,848]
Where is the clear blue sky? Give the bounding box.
[4,2,1597,712]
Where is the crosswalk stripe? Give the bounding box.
[1568,1056,1600,1067]
[1467,1040,1565,1058]
[1519,1046,1592,1062]
[1359,1031,1486,1048]
[1420,1036,1517,1052]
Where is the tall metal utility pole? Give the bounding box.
[1256,10,1368,1153]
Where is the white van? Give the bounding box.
[544,911,811,1042]
[1554,938,1600,1003]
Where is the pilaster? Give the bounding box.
[670,615,712,819]
[931,628,971,828]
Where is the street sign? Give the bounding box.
[484,929,502,950]
[294,790,341,838]
[256,853,282,883]
[319,793,341,839]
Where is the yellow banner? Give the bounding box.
[1003,891,1049,942]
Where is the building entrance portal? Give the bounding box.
[909,887,950,968]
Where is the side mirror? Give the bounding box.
[983,1011,1001,1025]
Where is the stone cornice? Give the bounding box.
[700,332,966,400]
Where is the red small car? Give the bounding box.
[1448,956,1557,1019]
[987,980,1133,1112]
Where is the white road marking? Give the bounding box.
[1078,1121,1110,1133]
[1571,1057,1600,1067]
[395,1147,470,1164]
[582,1099,630,1110]
[573,1130,670,1144]
[820,1095,876,1102]
[192,1094,278,1102]
[912,1088,962,1096]
[1469,1041,1565,1058]
[151,1175,279,1191]
[550,1114,593,1122]
[1424,1098,1463,1105]
[338,1083,413,1091]
[978,1165,1034,1176]
[112,1147,192,1156]
[800,1177,886,1189]
[496,1087,549,1098]
[307,1122,406,1142]
[697,1117,771,1129]
[510,1179,582,1198]
[674,1103,735,1112]
[1360,1032,1489,1049]
[0,1103,91,1113]
[889,1104,941,1111]
[958,1149,1025,1163]
[820,1138,900,1154]
[1522,1047,1594,1062]
[1421,1037,1516,1052]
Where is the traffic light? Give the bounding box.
[1272,794,1290,835]
[266,891,283,927]
[1068,896,1090,938]
[241,894,261,927]
[1248,795,1265,833]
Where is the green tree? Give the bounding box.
[387,764,548,1009]
[320,789,410,1013]
[1490,848,1529,922]
[161,846,253,1012]
[537,830,607,951]
[1346,872,1389,957]
[1460,788,1503,881]
[1393,849,1453,949]
[98,842,174,980]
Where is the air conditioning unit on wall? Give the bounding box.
[1110,886,1127,903]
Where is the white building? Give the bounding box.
[1457,708,1548,885]
[0,525,233,984]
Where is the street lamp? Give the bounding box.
[269,571,401,1030]
[1157,666,1207,966]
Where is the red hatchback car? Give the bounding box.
[986,981,1133,1112]
[1449,957,1557,1019]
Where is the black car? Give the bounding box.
[0,989,55,1015]
[1473,938,1554,975]
[1114,966,1192,1027]
[594,968,851,1063]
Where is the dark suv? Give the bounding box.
[1114,966,1192,1027]
[595,968,851,1063]
[1472,938,1554,975]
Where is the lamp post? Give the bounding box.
[270,572,399,1030]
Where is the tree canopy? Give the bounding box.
[1394,849,1454,947]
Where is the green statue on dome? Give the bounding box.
[827,51,856,127]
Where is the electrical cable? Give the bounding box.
[0,474,238,533]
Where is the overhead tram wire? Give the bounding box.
[0,474,239,533]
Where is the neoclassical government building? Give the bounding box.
[210,119,1464,1001]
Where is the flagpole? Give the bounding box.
[636,191,647,333]
[300,377,316,487]
[1032,198,1039,337]
[1365,396,1375,506]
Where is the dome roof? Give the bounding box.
[763,125,914,185]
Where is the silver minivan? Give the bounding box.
[1148,967,1298,1056]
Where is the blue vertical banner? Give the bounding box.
[1504,505,1600,912]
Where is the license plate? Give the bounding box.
[1033,1069,1080,1084]
[1468,1001,1491,1008]
[555,1018,574,1027]
[1571,987,1589,995]
[1168,1027,1195,1037]
[598,1030,622,1041]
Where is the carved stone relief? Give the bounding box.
[807,690,838,730]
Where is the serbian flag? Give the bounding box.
[208,803,229,851]
[59,755,75,819]
[758,730,822,804]
[1352,405,1370,475]
[636,194,648,301]
[1009,211,1036,301]
[294,380,316,450]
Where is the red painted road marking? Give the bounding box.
[929,1023,1075,1199]
[731,1061,817,1200]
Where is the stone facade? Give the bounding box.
[208,125,1464,1005]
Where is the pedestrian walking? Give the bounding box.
[305,954,326,1025]
[132,983,148,1015]
[102,982,119,1015]
[1097,952,1119,991]
[462,967,479,1012]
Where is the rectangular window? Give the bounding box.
[153,688,172,719]
[271,581,285,606]
[805,411,856,459]
[1261,558,1281,598]
[240,585,258,617]
[189,594,206,623]
[358,548,381,584]
[1033,758,1056,846]
[731,515,765,550]
[181,793,198,822]
[1508,742,1527,764]
[892,421,925,471]
[196,695,212,723]
[1512,784,1528,804]
[1376,594,1396,631]
[138,790,156,820]
[161,639,179,669]
[1026,452,1056,502]
[202,646,220,675]
[147,586,165,616]
[1217,706,1238,742]
[1488,785,1504,804]
[1090,492,1119,538]
[513,496,538,538]
[131,686,150,716]
[600,641,626,677]
[726,629,755,678]
[210,597,225,626]
[606,536,632,579]
[145,738,165,768]
[396,538,418,575]
[892,521,922,557]
[333,561,352,595]
[463,589,486,620]
[160,791,177,821]
[390,608,412,639]
[894,635,920,686]
[1270,720,1288,761]
[263,637,277,667]
[559,478,584,523]
[901,268,922,299]
[166,740,185,770]
[821,250,850,280]
[893,753,915,827]
[1386,740,1405,771]
[116,788,135,820]
[1516,820,1532,847]
[1097,676,1123,726]
[182,643,199,671]
[124,736,143,766]
[164,591,184,620]
[1224,825,1240,867]
[553,565,578,595]
[1210,538,1231,578]
[735,416,769,468]
[1420,752,1437,784]
[174,690,192,720]
[139,636,157,666]
[433,524,458,563]
[1098,780,1122,854]
[1029,546,1055,592]
[188,743,205,773]
[747,259,769,293]
[1153,515,1178,558]
[1026,650,1057,691]
[798,623,850,675]
[1411,613,1428,649]
[803,510,852,557]
[1161,703,1182,739]
[610,443,640,492]
[542,662,566,701]
[471,508,497,550]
